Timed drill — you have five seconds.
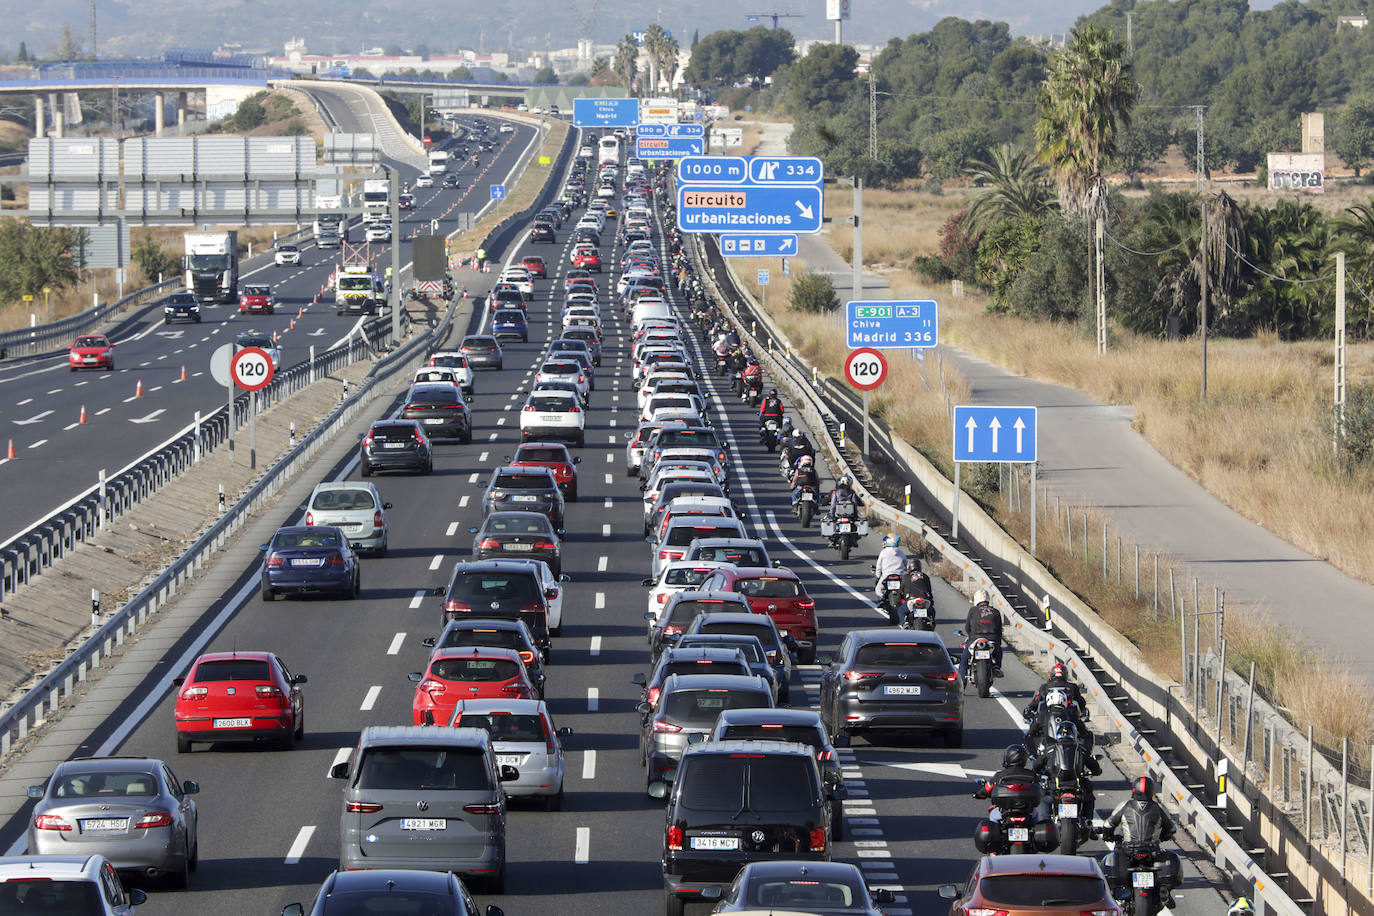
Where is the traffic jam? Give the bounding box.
[5,123,1194,916]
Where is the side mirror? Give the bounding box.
[182,781,200,795]
[624,431,633,441]
[782,634,797,646]
[635,701,651,715]
[631,673,646,686]
[937,885,960,900]
[383,502,393,510]
[573,456,582,464]
[872,889,896,905]
[647,781,670,799]
[129,889,149,907]
[408,672,423,682]
[259,544,270,552]
[556,528,565,537]
[559,574,571,582]
[26,786,43,799]
[700,886,724,901]
[486,906,505,916]
[499,764,519,782]
[421,637,437,648]
[557,726,573,737]
[544,588,559,600]
[292,675,308,685]
[432,586,446,596]
[832,731,851,748]
[172,677,185,687]
[468,527,479,534]
[829,785,848,801]
[283,906,305,916]
[644,611,656,621]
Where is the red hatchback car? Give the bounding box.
[172,651,306,752]
[68,335,114,371]
[510,442,581,500]
[521,255,548,278]
[701,566,819,664]
[239,284,276,314]
[571,247,602,272]
[409,647,538,725]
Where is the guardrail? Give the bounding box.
[688,232,1307,916]
[0,296,442,758]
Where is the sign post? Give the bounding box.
[757,268,769,310]
[230,347,275,470]
[845,347,887,458]
[951,405,1038,541]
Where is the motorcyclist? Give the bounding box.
[788,455,820,506]
[873,535,908,598]
[1102,776,1178,907]
[959,589,1004,682]
[827,474,862,521]
[758,389,785,426]
[741,358,763,394]
[1228,900,1254,916]
[1023,662,1089,721]
[781,430,815,470]
[1033,719,1101,818]
[901,555,934,604]
[975,744,1040,801]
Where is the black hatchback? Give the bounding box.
[482,467,565,530]
[402,383,473,443]
[360,419,433,476]
[460,335,504,370]
[656,740,837,916]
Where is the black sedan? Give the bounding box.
[260,526,360,601]
[471,511,563,576]
[460,335,504,370]
[360,419,433,476]
[401,383,473,443]
[283,868,504,916]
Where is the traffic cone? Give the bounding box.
[6,440,13,459]
[290,319,296,330]
[298,307,304,318]
[79,405,86,424]
[135,379,143,398]
[179,365,187,381]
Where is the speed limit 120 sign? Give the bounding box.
[844,347,887,391]
[231,346,275,391]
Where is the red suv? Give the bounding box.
[172,651,306,752]
[510,442,581,500]
[521,255,548,278]
[571,247,602,271]
[409,647,538,725]
[700,567,818,664]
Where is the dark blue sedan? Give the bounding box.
[260,525,360,601]
[492,309,529,342]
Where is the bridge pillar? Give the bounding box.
[33,94,45,138]
[176,92,187,128]
[53,108,63,138]
[155,93,165,136]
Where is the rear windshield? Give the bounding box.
[671,600,742,624]
[690,545,767,566]
[854,643,951,667]
[541,363,578,375]
[53,771,157,798]
[662,688,770,726]
[735,578,802,599]
[431,355,467,369]
[659,430,719,449]
[449,573,539,603]
[311,488,376,511]
[414,369,456,384]
[697,621,778,648]
[494,472,554,490]
[517,447,566,463]
[194,659,271,682]
[659,485,724,506]
[494,310,525,321]
[979,875,1109,907]
[663,567,717,587]
[430,657,521,682]
[439,628,526,652]
[666,525,741,547]
[370,424,417,442]
[529,395,573,412]
[464,338,498,348]
[356,746,489,791]
[0,881,102,912]
[273,529,343,549]
[564,328,597,339]
[680,638,765,664]
[744,877,863,910]
[408,390,460,408]
[320,890,452,915]
[720,724,823,749]
[664,659,747,679]
[455,712,546,742]
[484,515,549,535]
[677,754,818,811]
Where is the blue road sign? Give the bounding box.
[757,269,770,286]
[678,156,748,184]
[748,156,824,186]
[636,136,704,159]
[637,123,704,138]
[490,184,506,200]
[845,299,939,349]
[719,234,799,257]
[676,184,823,235]
[573,97,639,127]
[953,406,1038,463]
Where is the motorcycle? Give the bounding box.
[731,371,745,397]
[820,512,866,561]
[793,485,818,527]
[715,353,730,376]
[760,418,781,452]
[1098,838,1181,916]
[957,630,1000,698]
[900,595,935,631]
[747,381,763,407]
[973,777,1057,856]
[1044,776,1091,854]
[878,573,904,624]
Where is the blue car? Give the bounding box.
[260,525,360,601]
[492,309,529,342]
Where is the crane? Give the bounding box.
[744,11,804,28]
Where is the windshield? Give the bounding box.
[677,754,818,811]
[661,688,770,726]
[355,746,489,791]
[339,277,372,291]
[0,880,103,913]
[242,286,269,296]
[73,337,106,348]
[666,525,741,547]
[316,214,343,226]
[187,254,229,270]
[450,573,539,603]
[455,712,546,742]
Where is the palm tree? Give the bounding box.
[1236,199,1330,339]
[589,57,610,79]
[964,144,1056,232]
[1135,190,1245,334]
[641,25,668,94]
[1332,202,1374,336]
[655,36,681,94]
[1033,24,1138,221]
[614,35,639,92]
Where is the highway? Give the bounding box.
[0,114,542,548]
[0,141,1224,916]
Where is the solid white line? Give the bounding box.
[595,592,605,609]
[429,554,444,571]
[360,685,382,710]
[328,747,350,777]
[28,440,46,449]
[587,687,599,711]
[582,749,597,779]
[387,632,406,655]
[574,826,590,864]
[284,825,316,864]
[459,495,470,508]
[597,556,608,571]
[410,590,426,609]
[446,522,459,536]
[589,635,602,656]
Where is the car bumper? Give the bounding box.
[663,850,828,892]
[263,569,353,593]
[501,762,563,796]
[175,712,292,743]
[477,548,559,571]
[164,310,201,322]
[493,328,528,339]
[466,356,502,368]
[339,844,504,878]
[70,358,112,369]
[411,419,469,439]
[834,696,962,732]
[30,826,186,873]
[521,425,583,441]
[338,528,385,551]
[363,450,426,470]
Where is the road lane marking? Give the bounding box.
[446,522,459,536]
[605,453,613,463]
[429,554,444,571]
[469,473,479,483]
[497,417,506,425]
[328,748,350,777]
[360,686,382,710]
[574,827,590,863]
[595,592,605,609]
[28,440,47,448]
[601,524,611,536]
[62,423,78,431]
[589,635,601,656]
[597,556,607,571]
[587,687,599,711]
[603,473,612,484]
[478,451,489,462]
[387,632,406,655]
[96,408,111,416]
[604,498,612,509]
[488,432,498,441]
[284,826,316,864]
[410,590,426,609]
[16,398,31,406]
[459,495,470,508]
[582,750,596,779]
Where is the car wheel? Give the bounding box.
[544,788,564,811]
[831,800,845,840]
[360,461,372,478]
[574,433,585,448]
[485,863,506,894]
[567,486,578,503]
[351,574,361,599]
[177,734,193,754]
[798,647,816,665]
[462,429,473,444]
[422,459,434,475]
[664,892,686,916]
[187,839,199,872]
[942,726,965,749]
[167,852,190,889]
[295,711,305,740]
[261,586,276,602]
[69,366,76,372]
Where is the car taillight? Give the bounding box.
[373,511,384,529]
[844,671,882,681]
[304,511,315,526]
[419,679,445,695]
[445,600,471,613]
[134,812,174,829]
[534,540,558,550]
[1081,910,1120,916]
[519,650,536,664]
[362,436,373,447]
[659,550,683,561]
[33,815,72,831]
[662,625,682,636]
[463,803,502,815]
[180,686,208,700]
[795,598,815,610]
[944,672,960,681]
[809,828,827,852]
[818,749,834,761]
[524,405,535,411]
[256,685,284,699]
[519,602,542,613]
[667,825,683,850]
[327,552,347,566]
[266,552,284,567]
[479,538,501,549]
[966,910,1009,916]
[652,717,680,733]
[346,802,383,813]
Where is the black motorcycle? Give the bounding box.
[1100,839,1181,916]
[900,596,935,631]
[760,418,782,452]
[973,777,1057,856]
[793,485,818,528]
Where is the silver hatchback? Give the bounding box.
[27,757,200,887]
[448,699,572,810]
[304,482,391,556]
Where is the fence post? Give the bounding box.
[1241,661,1256,779]
[1153,555,1159,618]
[1101,523,1107,579]
[1134,545,1140,598]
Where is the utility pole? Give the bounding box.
[1195,105,1208,402]
[1336,251,1347,453]
[388,166,402,347]
[89,0,97,60]
[1126,11,1134,57]
[869,73,878,159]
[1095,216,1106,355]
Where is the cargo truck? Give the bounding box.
[313,195,348,248]
[361,178,390,224]
[183,230,238,303]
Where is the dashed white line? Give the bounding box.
[496,417,506,425]
[603,473,612,484]
[446,522,459,536]
[284,825,316,864]
[46,389,61,395]
[15,398,31,406]
[604,498,613,509]
[589,635,602,656]
[574,827,590,864]
[468,473,480,483]
[28,440,46,449]
[429,554,444,571]
[605,453,613,463]
[409,590,426,609]
[488,432,498,441]
[587,687,599,711]
[62,423,78,431]
[459,495,470,508]
[582,750,597,779]
[597,556,608,571]
[478,451,489,462]
[95,408,111,416]
[595,592,605,609]
[387,632,406,655]
[360,686,382,711]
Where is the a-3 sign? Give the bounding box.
[952,406,1037,463]
[846,299,939,349]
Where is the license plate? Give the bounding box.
[540,415,563,422]
[383,442,407,449]
[504,543,533,551]
[886,581,901,590]
[291,558,324,567]
[974,649,993,660]
[1058,803,1079,818]
[839,523,852,532]
[213,717,252,728]
[424,419,444,425]
[801,492,815,501]
[512,494,537,502]
[401,819,447,831]
[83,357,97,362]
[497,755,521,766]
[913,606,930,617]
[1133,872,1155,888]
[691,836,739,851]
[884,685,922,695]
[1009,827,1030,842]
[81,818,128,832]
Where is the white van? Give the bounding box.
[632,301,674,329]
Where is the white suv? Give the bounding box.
[274,244,301,266]
[425,351,474,396]
[520,389,586,447]
[0,854,149,914]
[536,360,591,397]
[304,481,392,557]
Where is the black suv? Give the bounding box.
[482,467,565,529]
[360,419,433,476]
[440,560,552,655]
[402,383,473,443]
[162,291,202,324]
[656,740,837,916]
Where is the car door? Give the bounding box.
[276,657,304,732]
[819,635,851,719]
[161,765,196,852]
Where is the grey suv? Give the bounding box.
[638,674,773,792]
[482,467,565,530]
[332,726,517,892]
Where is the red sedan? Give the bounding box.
[239,284,276,314]
[702,566,819,664]
[510,441,581,500]
[571,246,602,272]
[410,647,538,725]
[68,335,114,371]
[172,651,306,752]
[521,256,548,278]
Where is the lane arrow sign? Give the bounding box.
[795,200,814,219]
[964,416,977,454]
[780,238,795,252]
[13,410,54,426]
[1014,417,1026,452]
[989,416,1001,453]
[309,328,327,337]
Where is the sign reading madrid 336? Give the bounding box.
[952,406,1037,463]
[676,155,824,234]
[846,299,938,348]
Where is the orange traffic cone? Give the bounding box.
[179,365,187,381]
[298,307,303,318]
[79,405,86,424]
[135,379,143,398]
[7,440,14,459]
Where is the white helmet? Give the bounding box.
[973,589,989,605]
[799,455,813,467]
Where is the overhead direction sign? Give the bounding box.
[748,156,824,185]
[573,97,639,127]
[636,136,704,159]
[846,299,939,349]
[677,155,824,186]
[636,123,705,138]
[953,405,1038,463]
[845,347,888,391]
[719,234,798,257]
[676,185,823,234]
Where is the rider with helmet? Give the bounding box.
[976,744,1039,800]
[1033,718,1102,817]
[959,589,1004,683]
[873,535,908,598]
[788,454,821,506]
[827,474,862,521]
[901,555,934,605]
[1024,662,1089,721]
[758,388,785,426]
[781,429,815,469]
[1102,776,1180,907]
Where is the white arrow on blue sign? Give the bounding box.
[720,234,798,257]
[676,184,823,234]
[490,184,506,200]
[952,406,1038,463]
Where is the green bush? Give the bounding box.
[132,235,178,285]
[231,97,267,131]
[788,270,839,313]
[282,119,307,136]
[1333,383,1374,469]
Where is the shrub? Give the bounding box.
[282,120,307,136]
[789,270,840,313]
[1332,382,1374,469]
[132,235,178,285]
[912,254,952,282]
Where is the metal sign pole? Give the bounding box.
[227,378,235,462]
[250,390,257,471]
[1030,463,1038,556]
[862,388,870,458]
[952,463,961,542]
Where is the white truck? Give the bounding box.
[428,149,450,176]
[361,178,390,224]
[183,230,238,303]
[313,195,347,248]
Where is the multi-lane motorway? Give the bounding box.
[0,130,1223,916]
[0,115,541,547]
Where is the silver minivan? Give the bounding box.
[332,726,517,892]
[447,699,572,810]
[304,482,391,556]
